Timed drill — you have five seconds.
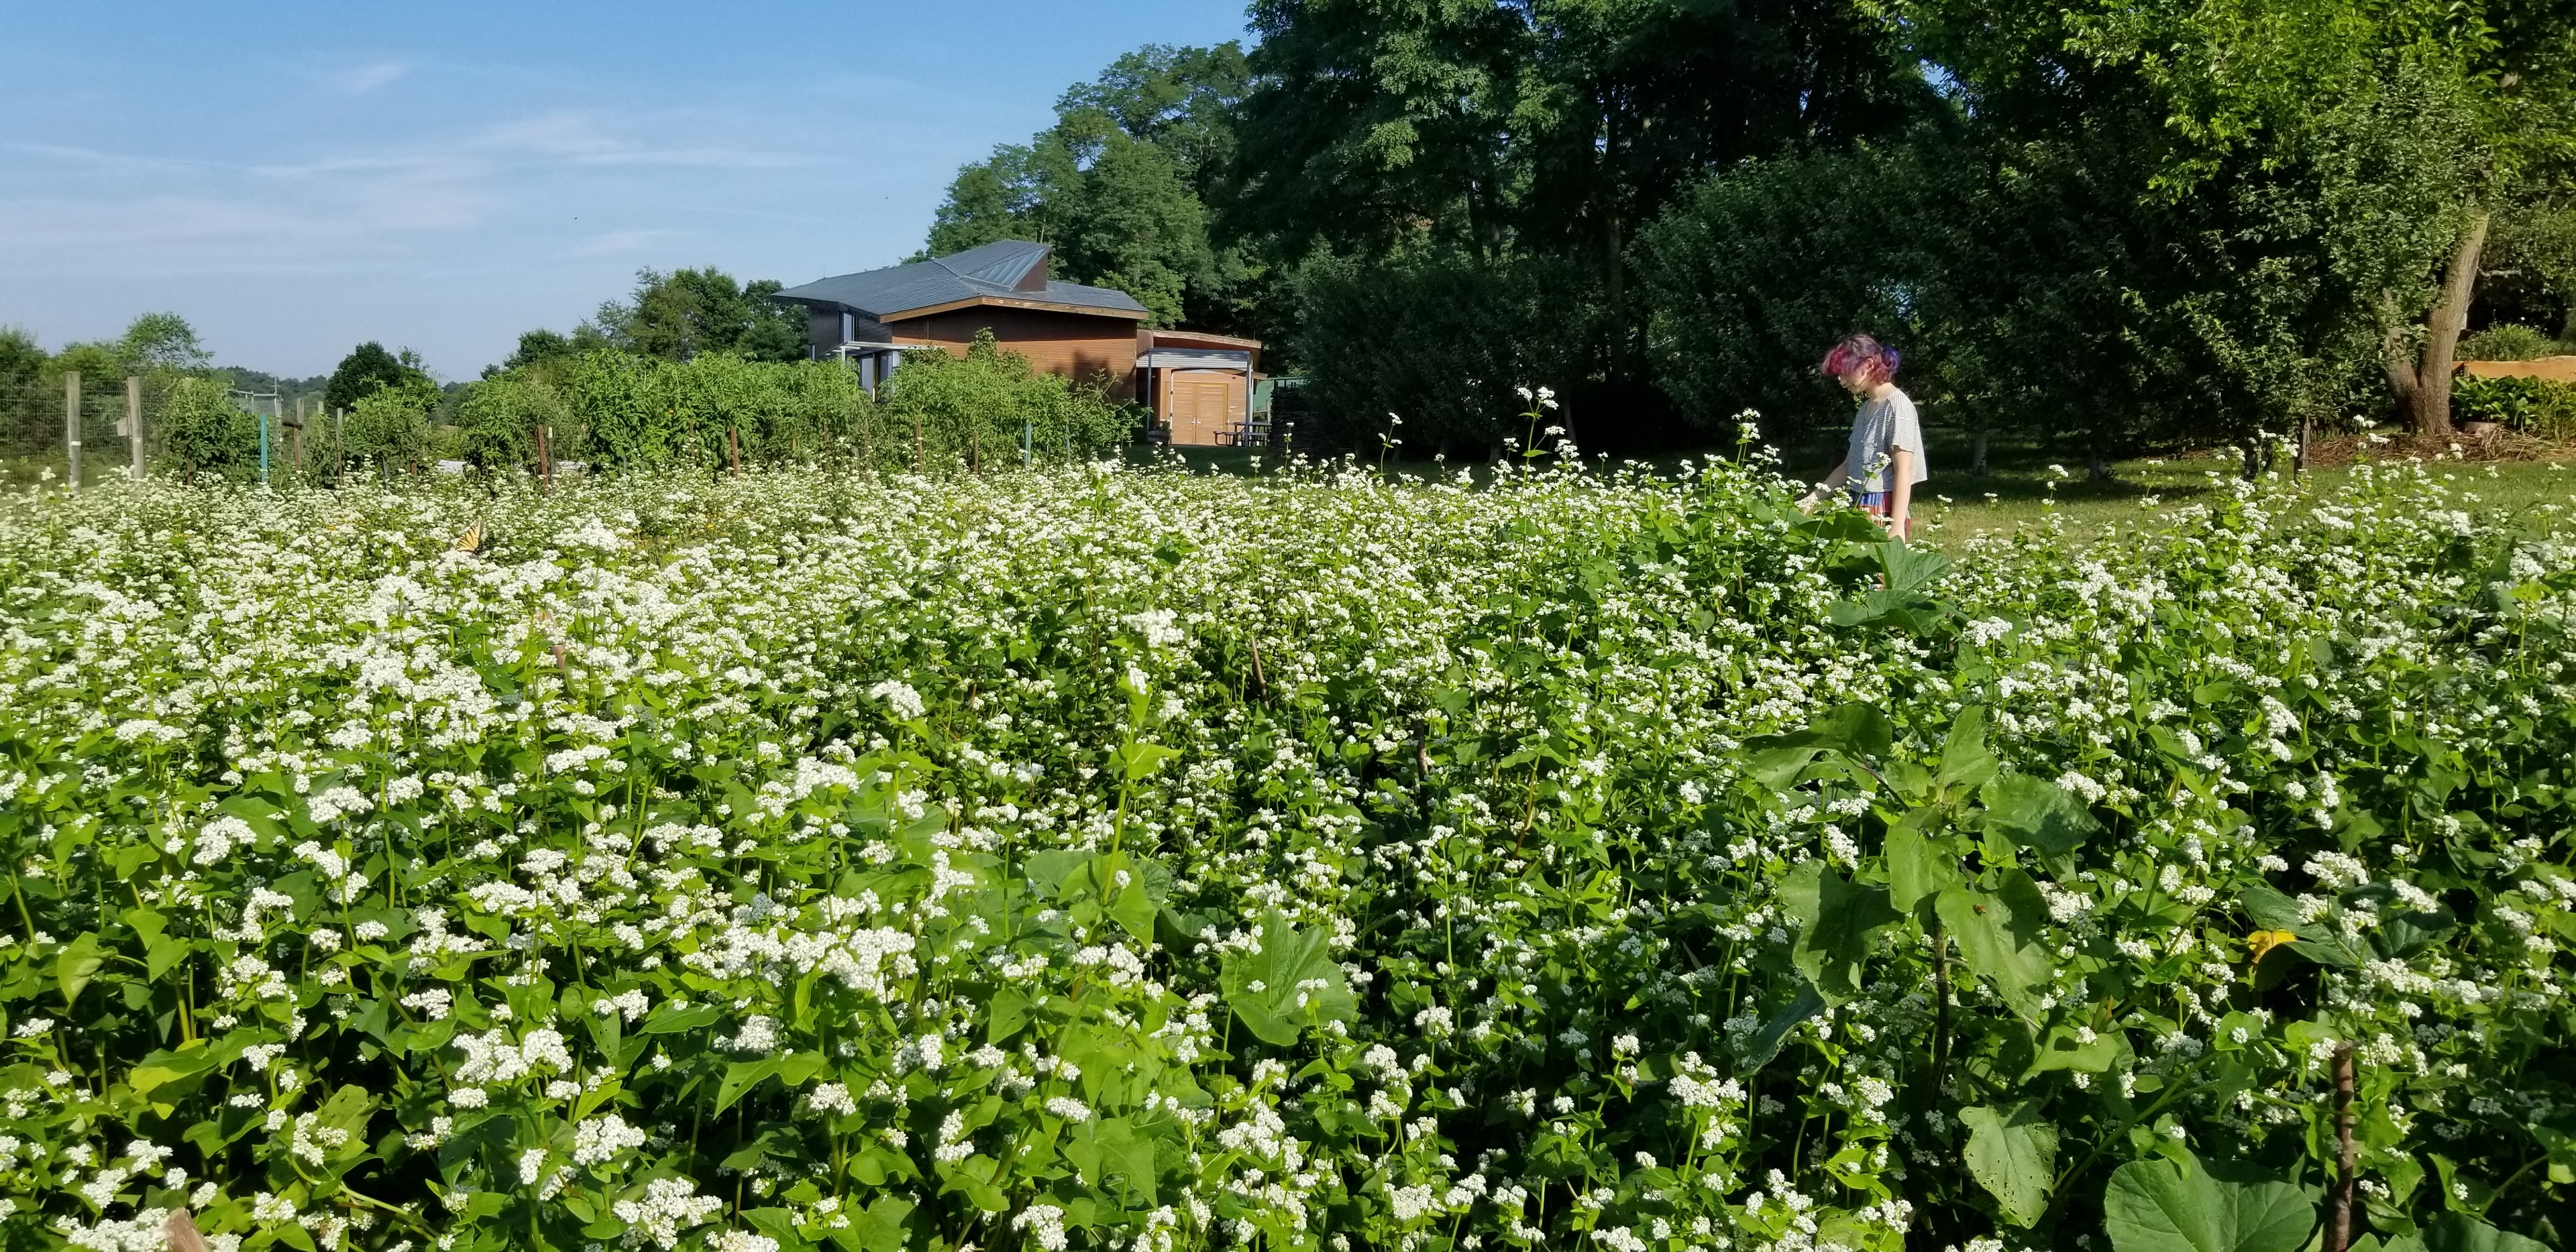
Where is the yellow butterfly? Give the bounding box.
[454,521,486,553]
[2246,929,2298,962]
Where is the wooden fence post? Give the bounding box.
[125,376,144,481]
[333,408,346,486]
[64,371,81,492]
[538,422,553,493]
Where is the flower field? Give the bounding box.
[1,457,2571,1252]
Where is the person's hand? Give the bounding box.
[1796,491,1823,514]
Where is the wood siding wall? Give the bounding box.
[890,306,1140,400]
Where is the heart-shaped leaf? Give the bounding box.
[1962,1100,2059,1227]
[2104,1151,2316,1252]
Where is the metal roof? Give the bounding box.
[775,241,1150,322]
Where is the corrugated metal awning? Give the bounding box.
[1137,349,1253,371]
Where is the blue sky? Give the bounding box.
[0,2,1253,378]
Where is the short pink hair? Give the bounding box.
[1819,334,1900,386]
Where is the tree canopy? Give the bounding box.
[590,268,808,363]
[323,342,434,414]
[927,44,1259,333]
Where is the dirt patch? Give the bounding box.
[2295,428,2574,467]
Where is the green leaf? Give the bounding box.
[1962,1100,2059,1227]
[1117,740,1181,782]
[146,933,193,980]
[1980,773,2098,856]
[2240,885,2364,968]
[1936,873,2054,1021]
[1064,1115,1159,1206]
[1886,815,1961,912]
[55,932,105,1008]
[1827,540,1953,628]
[2104,1151,2318,1252]
[1220,911,1356,1046]
[1023,850,1088,895]
[716,1058,781,1113]
[1738,986,1825,1072]
[1779,860,1900,1005]
[1937,705,2000,793]
[1063,850,1159,944]
[1746,703,1894,788]
[2420,1212,2550,1252]
[642,1003,724,1033]
[843,1195,916,1252]
[2026,1023,2132,1076]
[986,987,1033,1043]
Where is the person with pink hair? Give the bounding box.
[1798,333,1925,536]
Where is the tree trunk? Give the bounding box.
[1972,427,1990,477]
[2393,211,2490,439]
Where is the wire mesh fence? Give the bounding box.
[0,374,364,486]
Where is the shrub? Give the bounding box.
[562,353,887,473]
[451,378,572,474]
[1288,251,1593,457]
[342,384,436,476]
[2457,323,2566,362]
[158,376,259,482]
[2451,371,2576,438]
[872,330,1134,471]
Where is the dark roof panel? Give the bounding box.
[775,241,1148,322]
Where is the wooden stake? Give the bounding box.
[333,408,345,486]
[729,424,742,477]
[64,371,80,492]
[125,376,144,481]
[2325,1042,2357,1252]
[537,422,553,493]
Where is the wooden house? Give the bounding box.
[776,240,1263,445]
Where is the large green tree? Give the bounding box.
[927,44,1260,333]
[324,342,433,413]
[1919,0,2576,438]
[592,268,806,363]
[1222,0,1932,444]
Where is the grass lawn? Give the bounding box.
[1139,430,2576,546]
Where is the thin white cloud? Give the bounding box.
[330,62,408,94]
[568,229,677,258]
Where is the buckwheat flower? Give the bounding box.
[195,815,255,866]
[869,680,924,721]
[806,1082,857,1118]
[933,1111,974,1164]
[307,787,372,826]
[1014,1204,1069,1252]
[571,1114,645,1167]
[1044,1096,1092,1123]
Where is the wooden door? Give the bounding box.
[1167,370,1244,446]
